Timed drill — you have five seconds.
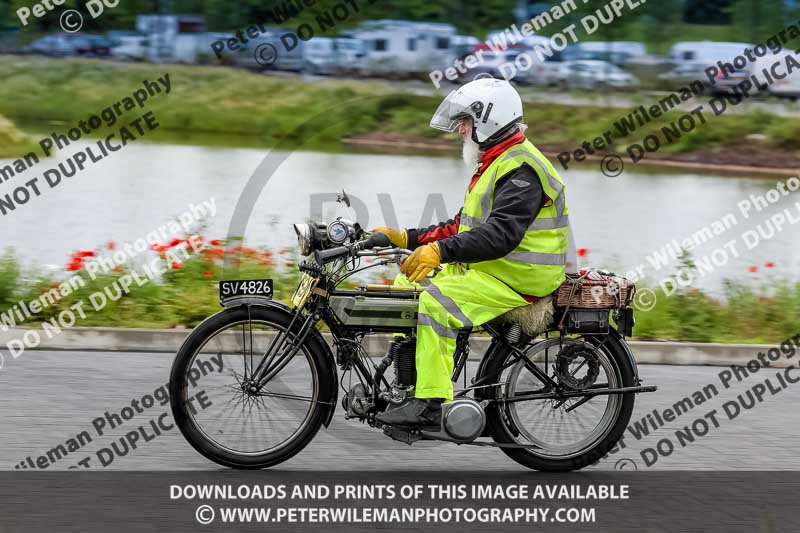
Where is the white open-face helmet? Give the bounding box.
[430,78,523,145]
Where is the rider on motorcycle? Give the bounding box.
[373,78,573,427]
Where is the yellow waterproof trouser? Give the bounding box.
[394,264,529,401]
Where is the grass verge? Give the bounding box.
[1,55,799,169]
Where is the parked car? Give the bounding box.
[303,37,366,75]
[556,60,639,90]
[82,35,112,56]
[23,33,110,57]
[107,30,143,46]
[657,63,714,92]
[110,34,149,61]
[754,50,800,100]
[449,34,479,62]
[234,31,305,72]
[710,67,759,96]
[24,34,80,56]
[462,47,529,83]
[770,74,800,100]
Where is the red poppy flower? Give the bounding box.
[748,265,758,273]
[576,248,589,257]
[75,250,96,258]
[764,261,775,268]
[202,271,214,278]
[203,248,225,259]
[66,259,83,271]
[171,261,183,269]
[209,239,222,246]
[107,241,116,250]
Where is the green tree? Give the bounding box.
[729,0,787,43]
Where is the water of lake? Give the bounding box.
[1,140,798,292]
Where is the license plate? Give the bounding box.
[219,279,273,303]
[291,273,319,308]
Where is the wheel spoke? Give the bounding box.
[501,337,625,459]
[175,315,319,459]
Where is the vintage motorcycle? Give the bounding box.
[169,193,656,472]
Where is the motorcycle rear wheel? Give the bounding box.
[482,332,635,472]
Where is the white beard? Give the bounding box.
[462,136,481,172]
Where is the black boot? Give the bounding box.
[376,398,443,428]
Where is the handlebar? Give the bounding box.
[315,245,351,262]
[314,232,411,265]
[360,232,391,249]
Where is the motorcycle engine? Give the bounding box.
[441,399,485,443]
[342,383,373,416]
[392,338,417,388]
[378,337,418,405]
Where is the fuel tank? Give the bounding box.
[329,296,419,328]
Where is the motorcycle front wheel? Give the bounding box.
[169,305,333,469]
[482,331,636,472]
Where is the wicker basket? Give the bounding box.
[554,273,635,309]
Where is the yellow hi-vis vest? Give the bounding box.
[458,138,569,297]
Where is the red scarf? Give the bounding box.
[468,131,526,192]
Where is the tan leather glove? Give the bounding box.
[370,226,407,248]
[401,243,441,283]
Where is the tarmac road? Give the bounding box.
[1,349,797,471]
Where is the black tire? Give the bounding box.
[482,332,635,472]
[169,305,334,469]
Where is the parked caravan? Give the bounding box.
[669,41,751,66]
[350,20,457,77]
[136,14,206,63]
[568,41,646,66]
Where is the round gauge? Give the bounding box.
[327,220,349,244]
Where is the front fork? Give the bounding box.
[248,308,319,392]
